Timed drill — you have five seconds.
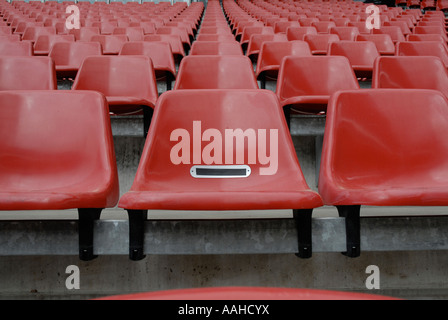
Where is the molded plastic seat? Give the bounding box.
[49,41,102,78]
[112,27,144,41]
[0,35,21,42]
[156,26,191,52]
[72,55,158,136]
[372,56,448,98]
[276,56,359,118]
[355,34,395,55]
[239,26,274,49]
[246,33,288,61]
[319,89,448,257]
[0,56,57,90]
[0,26,12,35]
[328,41,380,78]
[119,41,176,89]
[196,34,236,42]
[329,27,360,41]
[174,55,258,89]
[190,41,243,55]
[286,27,318,41]
[22,26,56,43]
[33,34,75,56]
[256,41,312,85]
[372,26,405,43]
[396,41,448,68]
[69,27,100,41]
[0,41,33,56]
[143,34,186,62]
[303,34,340,55]
[90,34,128,55]
[414,26,448,42]
[407,34,447,43]
[0,90,119,260]
[118,89,323,260]
[312,21,336,33]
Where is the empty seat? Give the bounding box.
[113,27,145,41]
[312,21,337,33]
[69,27,100,41]
[174,55,258,89]
[407,34,447,43]
[0,41,33,56]
[33,34,75,56]
[190,41,243,55]
[319,89,448,257]
[396,41,448,68]
[91,34,128,55]
[276,56,359,121]
[239,26,274,49]
[118,89,323,260]
[414,26,448,42]
[119,41,176,90]
[0,56,56,90]
[144,34,186,62]
[372,56,448,98]
[372,26,406,43]
[246,33,288,61]
[49,41,102,79]
[303,34,340,55]
[355,34,395,55]
[196,34,236,42]
[0,90,119,260]
[256,41,312,87]
[22,26,56,43]
[156,26,191,52]
[72,55,158,136]
[328,41,380,79]
[329,27,360,41]
[0,26,12,35]
[286,27,318,41]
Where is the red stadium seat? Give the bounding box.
[256,41,312,88]
[0,41,33,56]
[112,27,145,41]
[49,41,102,79]
[119,41,176,90]
[22,26,56,43]
[355,34,395,56]
[329,27,360,41]
[118,89,323,260]
[72,55,158,136]
[174,55,258,89]
[372,56,448,99]
[372,26,405,44]
[33,34,75,56]
[190,41,243,55]
[319,89,448,257]
[276,56,359,121]
[69,27,100,41]
[396,41,448,68]
[303,34,340,55]
[286,27,318,41]
[90,34,128,55]
[328,41,380,79]
[143,34,185,62]
[196,34,236,42]
[246,33,288,61]
[0,56,57,90]
[0,26,12,35]
[0,90,119,260]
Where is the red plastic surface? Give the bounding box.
[0,56,57,90]
[276,56,359,114]
[119,89,323,210]
[190,41,243,55]
[0,90,119,210]
[174,56,258,89]
[319,89,448,206]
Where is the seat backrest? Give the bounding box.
[312,21,336,33]
[0,90,119,209]
[329,26,360,41]
[72,55,158,106]
[328,41,380,68]
[355,34,395,55]
[240,26,274,45]
[319,89,448,206]
[276,56,359,109]
[190,41,243,55]
[396,41,448,68]
[372,26,405,43]
[196,34,236,42]
[91,34,129,55]
[256,40,312,77]
[69,27,100,41]
[372,56,448,98]
[303,34,340,54]
[274,21,301,34]
[0,41,33,56]
[34,34,75,54]
[0,56,56,90]
[174,55,258,89]
[113,27,145,41]
[49,41,102,67]
[286,26,318,41]
[121,89,321,208]
[0,26,12,35]
[119,41,176,77]
[22,26,56,42]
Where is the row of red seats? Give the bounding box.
[396,0,448,11]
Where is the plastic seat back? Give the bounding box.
[69,27,100,41]
[319,89,448,206]
[256,41,312,79]
[372,26,405,43]
[91,34,128,55]
[174,55,258,89]
[356,34,395,55]
[303,34,340,55]
[22,26,56,42]
[0,90,119,210]
[396,41,448,68]
[329,27,360,41]
[328,41,380,78]
[286,27,317,41]
[143,34,185,59]
[190,41,243,55]
[0,56,57,90]
[0,41,33,56]
[33,34,75,55]
[276,56,359,114]
[113,27,144,41]
[372,56,448,98]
